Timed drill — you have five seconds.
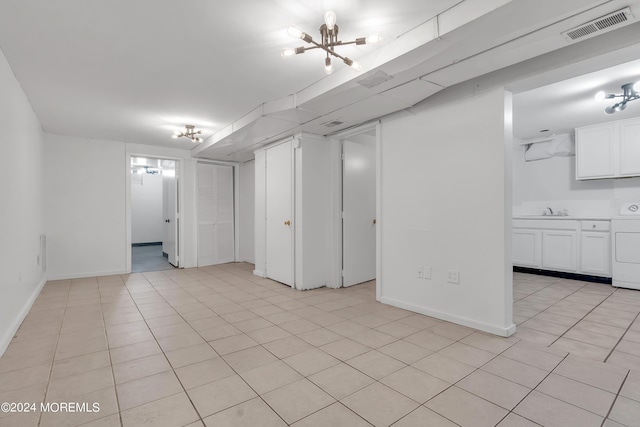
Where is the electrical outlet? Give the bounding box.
[416,266,423,279]
[447,270,459,284]
[423,267,431,279]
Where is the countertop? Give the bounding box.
[513,215,611,221]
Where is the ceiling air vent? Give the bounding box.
[562,8,634,42]
[357,70,394,89]
[321,120,344,128]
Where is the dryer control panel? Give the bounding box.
[620,203,640,216]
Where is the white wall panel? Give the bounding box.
[239,161,255,263]
[379,88,514,336]
[0,47,46,356]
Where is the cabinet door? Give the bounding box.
[576,125,616,179]
[580,231,611,277]
[513,229,541,268]
[619,119,640,176]
[542,230,577,272]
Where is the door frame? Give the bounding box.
[125,154,184,273]
[331,121,381,292]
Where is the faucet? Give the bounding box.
[545,207,554,215]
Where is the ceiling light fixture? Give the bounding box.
[594,81,640,114]
[282,11,381,74]
[171,124,203,143]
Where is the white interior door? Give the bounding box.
[266,141,294,287]
[197,163,235,267]
[163,166,179,267]
[343,138,376,287]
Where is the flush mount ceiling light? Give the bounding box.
[281,11,381,74]
[594,81,640,114]
[171,124,203,143]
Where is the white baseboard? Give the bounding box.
[0,277,47,358]
[253,270,266,278]
[378,296,517,337]
[47,269,128,281]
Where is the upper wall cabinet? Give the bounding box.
[576,116,640,180]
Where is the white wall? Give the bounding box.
[239,161,255,263]
[45,137,197,279]
[513,141,640,215]
[0,47,46,355]
[253,150,266,276]
[379,88,515,336]
[45,135,127,279]
[131,172,163,244]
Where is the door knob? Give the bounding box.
[165,219,170,223]
[373,219,377,225]
[284,220,291,226]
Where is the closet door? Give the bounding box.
[265,141,294,286]
[343,138,376,286]
[197,163,235,267]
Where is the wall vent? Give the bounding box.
[562,8,634,42]
[321,120,345,128]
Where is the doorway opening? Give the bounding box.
[130,157,179,273]
[340,125,378,287]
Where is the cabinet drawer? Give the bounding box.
[581,221,610,231]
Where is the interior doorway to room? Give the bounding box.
[341,129,377,287]
[130,157,179,272]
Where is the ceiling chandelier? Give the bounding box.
[171,125,203,143]
[594,81,640,114]
[281,11,381,74]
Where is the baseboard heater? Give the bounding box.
[513,267,612,284]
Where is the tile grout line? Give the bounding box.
[118,272,210,425]
[603,310,640,363]
[98,279,126,427]
[600,370,630,427]
[137,269,292,427]
[36,279,72,427]
[498,352,569,427]
[545,284,619,348]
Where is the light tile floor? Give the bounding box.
[0,264,639,426]
[513,272,640,369]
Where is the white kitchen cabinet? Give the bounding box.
[542,230,577,272]
[580,221,611,277]
[619,119,640,176]
[576,125,616,179]
[513,219,611,278]
[576,116,640,180]
[512,229,541,268]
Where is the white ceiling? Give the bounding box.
[514,58,640,140]
[1,0,640,155]
[0,0,458,149]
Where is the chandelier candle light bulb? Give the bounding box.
[325,57,333,75]
[324,11,337,30]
